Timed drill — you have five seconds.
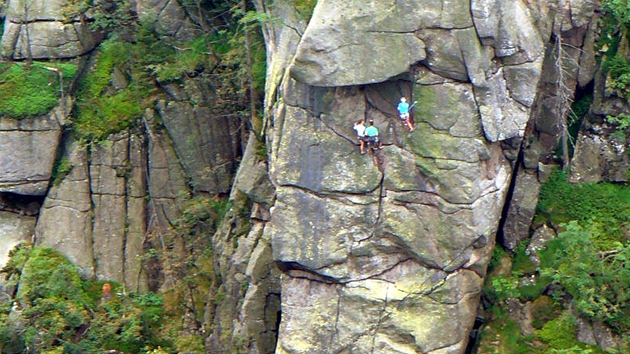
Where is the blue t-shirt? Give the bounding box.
[398,101,410,114]
[365,126,378,137]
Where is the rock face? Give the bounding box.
[0,0,610,353]
[0,211,36,271]
[262,0,597,353]
[157,81,243,194]
[1,0,99,59]
[0,113,64,195]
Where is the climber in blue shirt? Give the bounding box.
[397,97,415,131]
[364,120,383,150]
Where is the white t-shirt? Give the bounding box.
[354,124,366,137]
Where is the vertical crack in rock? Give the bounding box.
[370,282,390,354]
[329,285,342,349]
[122,135,131,287]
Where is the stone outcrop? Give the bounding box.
[0,0,615,353]
[261,0,599,353]
[0,211,36,272]
[501,169,541,251]
[0,113,63,196]
[136,0,204,40]
[35,136,95,277]
[1,0,99,59]
[158,81,243,195]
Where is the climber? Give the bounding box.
[397,97,415,131]
[353,119,367,154]
[364,120,383,151]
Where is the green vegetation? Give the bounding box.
[538,170,630,333]
[0,244,171,353]
[602,0,630,25]
[537,169,630,227]
[71,0,266,141]
[142,195,231,351]
[536,312,590,352]
[602,55,630,98]
[606,112,630,131]
[294,0,318,21]
[0,61,78,119]
[540,221,630,332]
[480,167,630,352]
[51,157,73,186]
[73,39,146,140]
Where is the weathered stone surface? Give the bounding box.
[592,321,622,351]
[276,266,481,353]
[272,104,382,194]
[416,29,469,82]
[262,0,550,351]
[469,0,546,141]
[0,116,61,195]
[2,22,99,59]
[208,112,280,352]
[289,0,428,86]
[136,0,202,40]
[502,169,541,250]
[526,224,556,267]
[577,317,597,346]
[124,134,148,292]
[158,80,242,194]
[35,137,94,277]
[569,124,628,183]
[90,132,130,282]
[146,110,189,233]
[1,0,99,59]
[471,0,545,63]
[0,211,36,270]
[232,134,274,204]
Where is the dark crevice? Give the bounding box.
[495,151,522,248]
[0,192,43,216]
[275,261,341,284]
[465,316,485,354]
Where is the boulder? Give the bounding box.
[569,123,628,183]
[275,265,480,353]
[526,224,556,267]
[137,0,203,40]
[289,0,428,86]
[0,116,61,196]
[501,169,541,250]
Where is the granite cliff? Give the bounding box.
[0,0,627,353]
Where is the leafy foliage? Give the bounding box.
[73,39,145,140]
[51,157,73,186]
[603,55,630,98]
[535,312,591,352]
[537,169,630,229]
[603,0,630,25]
[0,61,78,118]
[0,245,172,353]
[540,221,630,331]
[294,0,318,21]
[532,167,630,333]
[72,0,264,140]
[606,112,630,131]
[143,195,230,351]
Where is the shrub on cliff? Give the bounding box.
[0,244,172,353]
